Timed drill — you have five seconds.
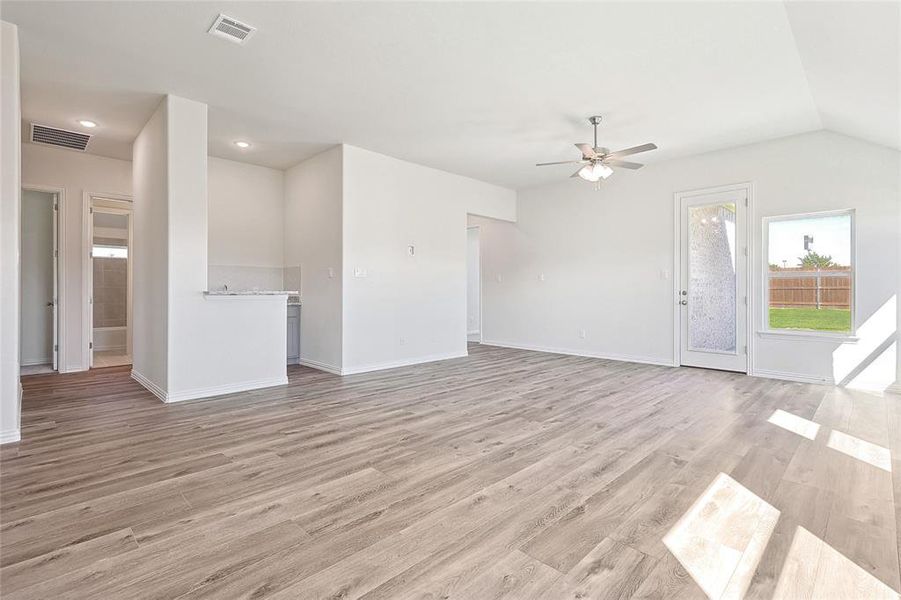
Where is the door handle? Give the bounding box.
[680,299,687,305]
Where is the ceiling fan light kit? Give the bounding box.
[536,115,658,188]
[577,162,613,182]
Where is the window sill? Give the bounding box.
[756,330,858,343]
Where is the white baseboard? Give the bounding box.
[467,329,480,336]
[3,385,20,443]
[131,369,168,402]
[164,377,289,403]
[481,340,676,368]
[882,382,901,395]
[132,369,288,403]
[298,357,343,375]
[341,351,468,375]
[752,368,835,386]
[20,357,52,367]
[3,385,24,444]
[0,429,21,444]
[95,345,126,354]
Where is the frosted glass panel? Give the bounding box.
[688,203,736,353]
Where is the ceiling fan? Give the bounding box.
[536,116,657,184]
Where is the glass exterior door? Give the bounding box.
[679,189,747,372]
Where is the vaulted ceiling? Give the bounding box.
[2,1,897,189]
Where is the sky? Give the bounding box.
[767,214,851,267]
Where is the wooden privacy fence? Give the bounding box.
[768,268,851,309]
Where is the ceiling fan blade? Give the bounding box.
[604,143,657,159]
[604,159,644,170]
[536,160,586,167]
[575,143,596,158]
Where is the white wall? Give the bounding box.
[208,157,285,290]
[20,190,54,365]
[466,226,481,339]
[284,146,343,372]
[21,143,132,371]
[341,145,516,373]
[132,98,169,394]
[1,20,21,443]
[132,95,287,402]
[479,130,899,389]
[21,147,286,368]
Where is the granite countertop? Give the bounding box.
[203,290,299,296]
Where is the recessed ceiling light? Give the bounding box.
[78,120,97,128]
[234,140,251,149]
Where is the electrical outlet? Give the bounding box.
[399,336,406,346]
[579,329,587,339]
[539,273,546,281]
[354,267,367,278]
[327,267,335,279]
[496,274,503,283]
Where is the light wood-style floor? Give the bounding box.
[2,344,899,599]
[92,351,133,369]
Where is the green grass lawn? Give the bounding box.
[769,307,851,332]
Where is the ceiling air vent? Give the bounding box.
[207,14,256,45]
[30,123,91,151]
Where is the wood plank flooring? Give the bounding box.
[1,344,899,599]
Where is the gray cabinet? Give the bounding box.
[287,305,300,364]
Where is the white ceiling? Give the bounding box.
[2,1,897,189]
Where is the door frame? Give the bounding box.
[22,183,65,372]
[466,225,483,344]
[672,182,754,373]
[82,192,133,368]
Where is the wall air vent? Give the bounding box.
[30,123,91,151]
[208,14,256,45]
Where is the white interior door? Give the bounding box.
[466,226,481,342]
[52,193,59,371]
[678,188,748,372]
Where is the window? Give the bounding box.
[764,210,853,334]
[92,244,127,259]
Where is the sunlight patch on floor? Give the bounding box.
[767,409,820,440]
[827,429,892,473]
[663,472,779,599]
[773,526,899,600]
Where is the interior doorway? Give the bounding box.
[86,195,133,369]
[20,187,60,375]
[674,184,750,373]
[466,226,481,343]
